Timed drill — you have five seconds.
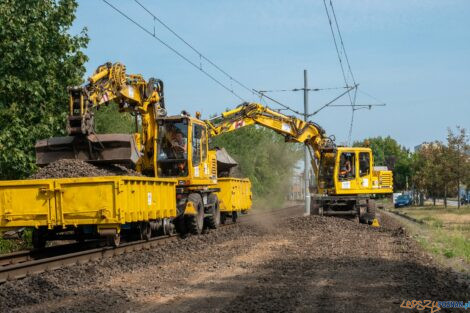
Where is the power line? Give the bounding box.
[254,90,304,116]
[358,89,386,103]
[102,0,245,101]
[347,86,358,145]
[329,103,386,107]
[104,0,296,113]
[329,0,356,85]
[309,84,357,117]
[134,0,256,98]
[258,86,348,93]
[322,0,354,107]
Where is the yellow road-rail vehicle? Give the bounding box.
[0,62,391,248]
[1,62,251,248]
[206,102,393,221]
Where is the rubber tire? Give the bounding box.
[205,193,221,229]
[32,228,46,249]
[174,216,187,234]
[367,199,376,218]
[185,193,204,235]
[311,199,320,215]
[232,211,238,223]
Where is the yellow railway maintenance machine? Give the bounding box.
[206,102,393,223]
[0,61,390,248]
[1,62,251,248]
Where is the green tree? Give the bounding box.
[0,0,88,179]
[413,141,446,205]
[353,136,412,190]
[446,127,469,208]
[94,102,136,134]
[210,126,302,204]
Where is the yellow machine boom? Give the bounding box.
[204,101,393,219]
[205,102,335,177]
[36,62,166,175]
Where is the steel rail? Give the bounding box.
[0,234,179,283]
[0,205,302,283]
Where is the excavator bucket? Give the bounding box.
[35,134,140,166]
[216,148,239,177]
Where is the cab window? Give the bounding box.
[201,127,207,161]
[157,120,188,177]
[192,124,203,166]
[359,152,370,177]
[338,152,355,181]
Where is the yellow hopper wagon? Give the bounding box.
[0,62,253,248]
[0,176,177,247]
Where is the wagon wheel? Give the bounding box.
[107,233,121,247]
[232,211,238,223]
[141,222,152,241]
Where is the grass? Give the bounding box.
[0,229,32,254]
[391,204,470,272]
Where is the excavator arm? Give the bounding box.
[36,62,166,174]
[67,62,165,135]
[205,102,335,176]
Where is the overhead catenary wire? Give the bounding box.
[347,87,358,145]
[134,0,257,99]
[103,0,297,114]
[308,84,357,117]
[258,86,349,93]
[254,90,304,116]
[106,0,386,132]
[329,0,356,86]
[134,0,301,115]
[358,89,386,104]
[101,0,245,101]
[322,0,354,107]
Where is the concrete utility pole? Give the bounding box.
[303,69,311,216]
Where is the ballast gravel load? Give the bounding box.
[29,159,141,179]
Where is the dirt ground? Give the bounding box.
[0,206,468,313]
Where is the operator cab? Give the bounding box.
[156,116,210,183]
[318,147,373,193]
[157,117,189,177]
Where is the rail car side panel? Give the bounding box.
[0,180,56,228]
[0,177,177,231]
[216,178,252,212]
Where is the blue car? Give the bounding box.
[395,194,412,208]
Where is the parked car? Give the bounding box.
[394,194,412,208]
[461,194,469,205]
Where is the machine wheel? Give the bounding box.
[311,199,320,215]
[174,216,187,234]
[363,199,377,224]
[107,233,121,247]
[205,193,221,229]
[367,199,376,218]
[141,222,152,241]
[32,228,46,249]
[185,193,204,235]
[232,211,238,223]
[220,212,227,225]
[162,218,175,235]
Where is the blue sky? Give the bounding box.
[72,0,470,148]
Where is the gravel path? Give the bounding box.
[0,207,468,313]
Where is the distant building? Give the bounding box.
[288,173,305,201]
[414,142,440,152]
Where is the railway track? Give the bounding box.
[0,234,179,283]
[0,205,302,284]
